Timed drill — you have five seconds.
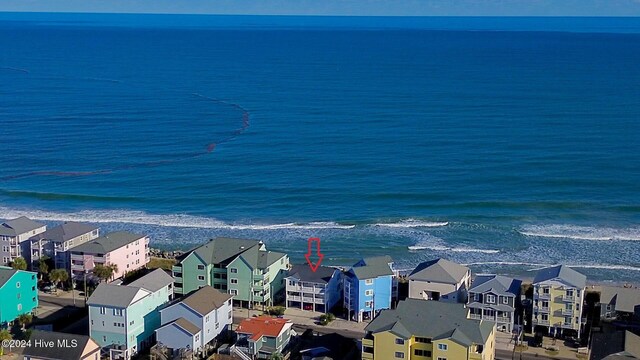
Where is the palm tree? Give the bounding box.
[37,257,50,281]
[10,257,27,271]
[107,264,119,281]
[17,313,32,331]
[269,353,284,360]
[0,329,11,356]
[49,268,69,294]
[92,264,113,283]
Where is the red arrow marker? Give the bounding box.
[305,237,324,272]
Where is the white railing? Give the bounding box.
[231,345,252,360]
[562,295,575,302]
[469,314,482,320]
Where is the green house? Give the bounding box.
[173,238,289,307]
[0,266,38,327]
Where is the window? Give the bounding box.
[365,279,373,285]
[415,349,431,357]
[502,296,509,304]
[394,352,405,358]
[437,343,448,351]
[230,268,238,273]
[103,336,106,342]
[365,301,373,308]
[231,278,238,284]
[17,304,22,311]
[415,337,431,343]
[365,289,373,296]
[437,358,447,360]
[100,307,106,315]
[16,282,20,288]
[113,309,123,316]
[17,293,20,299]
[198,275,205,281]
[229,289,238,295]
[197,265,205,270]
[395,338,404,345]
[486,294,495,303]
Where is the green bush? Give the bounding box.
[267,306,286,316]
[318,313,336,326]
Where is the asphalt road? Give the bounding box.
[496,349,557,360]
[39,293,86,308]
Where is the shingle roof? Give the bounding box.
[128,269,173,292]
[236,246,287,270]
[72,231,145,254]
[0,267,18,288]
[23,330,96,360]
[182,237,260,265]
[603,331,640,359]
[533,265,587,289]
[349,256,394,280]
[87,283,149,307]
[600,286,640,314]
[287,265,337,285]
[172,317,201,335]
[365,298,494,346]
[236,316,291,341]
[180,286,232,315]
[31,222,98,243]
[0,216,45,236]
[469,275,522,297]
[409,258,469,284]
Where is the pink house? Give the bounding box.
[69,231,150,280]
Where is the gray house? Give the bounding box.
[600,286,640,321]
[28,222,100,270]
[0,216,46,266]
[467,274,522,333]
[286,264,342,313]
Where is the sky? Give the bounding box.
[1,0,640,16]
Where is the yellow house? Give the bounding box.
[532,265,587,339]
[362,298,496,360]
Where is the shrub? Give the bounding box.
[267,306,286,316]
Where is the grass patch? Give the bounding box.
[514,344,529,352]
[147,257,176,270]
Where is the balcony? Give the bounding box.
[469,313,482,320]
[288,295,301,302]
[562,308,574,316]
[536,292,551,300]
[562,322,575,329]
[535,319,550,326]
[562,295,576,302]
[534,306,550,313]
[497,316,511,323]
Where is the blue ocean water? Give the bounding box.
[1,13,639,282]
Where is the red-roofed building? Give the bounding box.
[235,316,293,358]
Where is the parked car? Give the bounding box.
[532,332,544,347]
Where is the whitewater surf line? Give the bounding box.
[0,67,250,181]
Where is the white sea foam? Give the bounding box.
[519,224,640,241]
[0,207,355,230]
[408,245,499,254]
[463,261,640,272]
[373,219,448,228]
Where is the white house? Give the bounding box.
[156,286,233,356]
[408,258,471,303]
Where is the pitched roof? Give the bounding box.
[24,330,97,360]
[182,237,261,265]
[180,286,232,315]
[469,274,522,297]
[235,246,287,270]
[0,216,45,236]
[287,265,337,285]
[409,258,469,284]
[365,298,494,346]
[350,256,394,280]
[72,231,145,254]
[31,222,98,243]
[0,267,17,287]
[127,269,173,292]
[603,331,640,360]
[533,265,587,288]
[236,316,291,341]
[87,282,149,307]
[600,286,640,313]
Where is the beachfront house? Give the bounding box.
[88,269,173,360]
[0,266,38,328]
[362,298,496,360]
[234,315,293,359]
[599,286,640,322]
[23,330,101,360]
[408,258,471,303]
[28,221,100,270]
[69,231,149,280]
[156,286,233,356]
[467,274,522,333]
[532,265,587,339]
[0,216,46,266]
[344,256,395,322]
[172,237,289,307]
[285,264,342,313]
[602,331,640,360]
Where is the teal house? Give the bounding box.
[0,266,38,327]
[173,238,289,307]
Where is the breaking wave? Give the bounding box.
[373,219,448,228]
[519,224,640,241]
[408,245,499,254]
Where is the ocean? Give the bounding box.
[1,13,639,282]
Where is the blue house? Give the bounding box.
[343,256,395,322]
[0,266,38,328]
